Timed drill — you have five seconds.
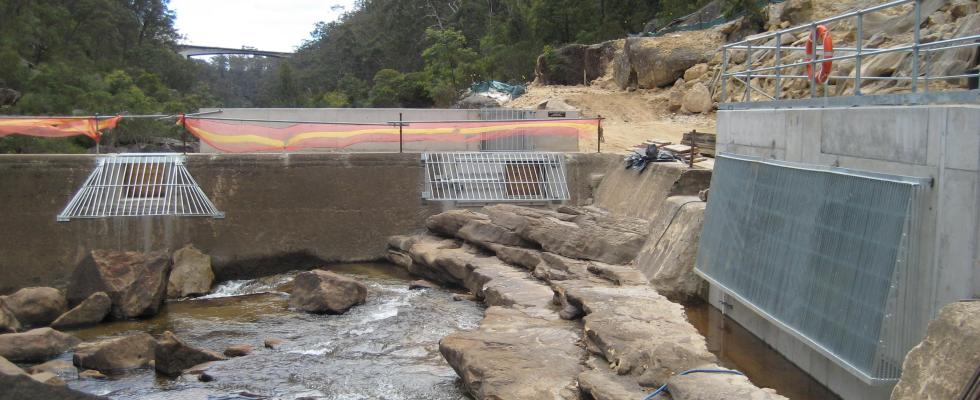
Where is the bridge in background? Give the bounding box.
[175,45,293,59]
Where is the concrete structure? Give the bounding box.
[195,108,584,153]
[175,45,292,59]
[714,98,980,400]
[0,152,612,294]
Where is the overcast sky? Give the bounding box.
[170,0,357,52]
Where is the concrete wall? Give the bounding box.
[715,104,980,400]
[0,152,608,294]
[196,108,582,153]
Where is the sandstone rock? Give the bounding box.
[167,245,214,298]
[67,250,172,319]
[683,63,710,82]
[0,355,106,399]
[0,328,80,362]
[387,235,417,252]
[263,338,283,349]
[51,292,110,329]
[949,0,977,19]
[861,51,908,77]
[635,196,707,302]
[27,359,76,379]
[681,82,714,114]
[769,0,812,27]
[73,333,154,372]
[155,331,225,377]
[288,270,367,314]
[578,368,650,400]
[669,88,685,112]
[385,249,413,269]
[622,32,723,88]
[892,301,980,400]
[926,13,980,83]
[29,371,65,386]
[408,280,439,290]
[425,210,489,237]
[0,287,67,328]
[440,307,583,399]
[667,364,788,400]
[0,302,19,333]
[457,94,500,109]
[223,344,252,357]
[78,369,107,380]
[452,293,478,302]
[535,44,588,85]
[456,219,531,249]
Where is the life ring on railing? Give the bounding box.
[805,25,834,84]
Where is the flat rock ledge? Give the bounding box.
[389,205,786,400]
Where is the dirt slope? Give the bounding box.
[507,84,716,153]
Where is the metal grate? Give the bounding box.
[695,154,930,384]
[478,108,536,151]
[58,153,224,221]
[422,152,569,202]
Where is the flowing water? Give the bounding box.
[685,302,842,400]
[63,263,483,400]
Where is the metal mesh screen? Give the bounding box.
[422,152,569,202]
[478,108,536,151]
[58,153,224,221]
[695,154,930,384]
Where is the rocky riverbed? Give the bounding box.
[39,263,483,399]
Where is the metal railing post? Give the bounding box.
[810,23,818,98]
[399,112,403,153]
[745,42,753,102]
[720,47,729,103]
[911,0,921,93]
[856,11,864,96]
[775,32,782,99]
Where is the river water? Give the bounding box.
[64,263,482,400]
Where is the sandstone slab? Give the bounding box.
[288,270,367,314]
[155,331,226,376]
[167,245,215,298]
[0,328,80,362]
[73,333,154,372]
[67,250,172,319]
[0,287,67,328]
[51,292,111,329]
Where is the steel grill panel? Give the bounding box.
[57,153,224,221]
[695,154,930,384]
[422,152,570,202]
[478,108,535,151]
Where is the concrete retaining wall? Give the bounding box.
[715,103,980,400]
[0,152,611,294]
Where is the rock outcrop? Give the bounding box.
[0,328,80,362]
[73,333,155,372]
[27,359,77,380]
[167,245,215,298]
[223,344,253,357]
[891,301,980,400]
[0,303,19,333]
[535,44,589,85]
[154,331,226,376]
[51,292,111,329]
[288,270,367,314]
[617,31,723,89]
[0,355,105,400]
[0,287,67,328]
[67,250,172,319]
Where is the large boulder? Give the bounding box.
[620,31,722,89]
[0,287,67,328]
[0,328,80,362]
[167,245,215,299]
[0,355,105,400]
[288,270,367,314]
[892,301,980,400]
[681,82,714,114]
[73,333,155,372]
[154,331,225,376]
[51,292,111,329]
[425,209,489,237]
[67,250,172,319]
[0,303,19,333]
[535,44,588,85]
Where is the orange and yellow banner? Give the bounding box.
[179,116,598,153]
[0,116,122,140]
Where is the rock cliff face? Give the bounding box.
[891,301,980,400]
[386,161,786,400]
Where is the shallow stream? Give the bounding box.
[64,263,482,400]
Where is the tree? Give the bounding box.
[422,27,480,106]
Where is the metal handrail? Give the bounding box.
[719,0,980,103]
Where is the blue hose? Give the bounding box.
[641,368,745,400]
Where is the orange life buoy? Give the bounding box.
[805,25,834,84]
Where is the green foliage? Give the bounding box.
[319,91,350,108]
[422,28,481,106]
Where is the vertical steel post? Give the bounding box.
[596,115,603,154]
[912,0,921,93]
[856,12,864,96]
[745,42,753,102]
[720,47,729,103]
[775,32,782,100]
[399,112,403,153]
[810,23,818,98]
